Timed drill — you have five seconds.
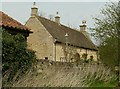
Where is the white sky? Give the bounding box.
[0,0,119,29]
[1,2,107,28]
[0,0,119,44]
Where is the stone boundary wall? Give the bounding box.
[13,59,116,87]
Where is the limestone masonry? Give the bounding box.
[25,2,98,62]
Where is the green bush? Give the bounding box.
[82,53,88,60]
[2,28,36,85]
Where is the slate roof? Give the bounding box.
[36,16,98,51]
[0,11,31,33]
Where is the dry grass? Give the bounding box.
[11,60,116,87]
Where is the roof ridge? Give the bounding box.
[36,15,98,50]
[81,31,98,49]
[37,16,80,33]
[2,11,26,27]
[0,11,31,32]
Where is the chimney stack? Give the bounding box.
[31,2,38,17]
[55,12,60,24]
[79,20,86,32]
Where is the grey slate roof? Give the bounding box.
[37,16,98,51]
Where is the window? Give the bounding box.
[45,57,48,60]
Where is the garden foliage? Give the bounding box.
[1,27,36,85]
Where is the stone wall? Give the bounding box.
[55,43,98,62]
[25,16,98,62]
[12,60,115,87]
[26,17,54,60]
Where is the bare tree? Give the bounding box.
[48,14,54,21]
[38,11,46,17]
[61,43,79,62]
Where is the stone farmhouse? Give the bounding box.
[26,3,98,62]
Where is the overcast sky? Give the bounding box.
[0,1,118,44]
[1,2,107,29]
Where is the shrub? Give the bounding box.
[82,53,88,60]
[2,28,36,85]
[81,63,117,87]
